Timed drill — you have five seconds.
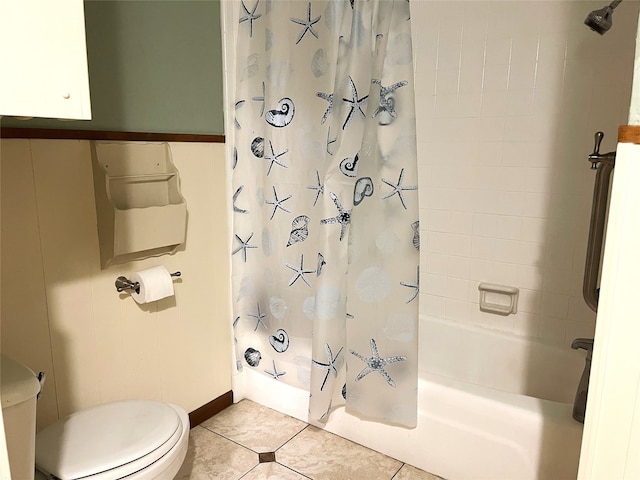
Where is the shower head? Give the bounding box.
[585,0,622,35]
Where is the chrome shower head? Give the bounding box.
[585,0,622,35]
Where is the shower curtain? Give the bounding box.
[231,0,419,427]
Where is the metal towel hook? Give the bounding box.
[115,271,181,294]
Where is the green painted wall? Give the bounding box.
[1,0,224,135]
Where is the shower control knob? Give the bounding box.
[589,131,605,169]
[593,131,604,154]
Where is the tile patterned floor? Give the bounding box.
[176,399,443,480]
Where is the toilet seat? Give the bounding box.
[36,400,188,480]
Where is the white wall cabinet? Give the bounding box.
[0,0,91,120]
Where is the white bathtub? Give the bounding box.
[234,316,587,480]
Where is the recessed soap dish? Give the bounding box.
[478,283,519,316]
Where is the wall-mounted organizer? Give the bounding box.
[478,283,519,316]
[91,141,187,268]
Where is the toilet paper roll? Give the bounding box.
[130,266,175,304]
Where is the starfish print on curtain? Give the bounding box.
[307,170,324,206]
[313,343,344,391]
[239,0,261,38]
[285,254,315,287]
[320,192,351,241]
[232,233,257,262]
[263,140,288,175]
[371,79,408,119]
[265,186,291,220]
[350,338,407,388]
[316,91,334,124]
[342,76,368,130]
[381,168,418,209]
[290,2,321,45]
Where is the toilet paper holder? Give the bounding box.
[115,271,181,294]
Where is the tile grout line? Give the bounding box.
[274,461,314,480]
[390,463,406,480]
[236,462,259,480]
[196,424,264,457]
[276,423,311,453]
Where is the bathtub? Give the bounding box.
[234,316,586,480]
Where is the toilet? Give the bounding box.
[35,400,189,480]
[1,355,189,480]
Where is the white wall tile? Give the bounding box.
[450,211,474,234]
[447,233,472,257]
[427,209,451,232]
[437,29,463,70]
[425,274,447,296]
[436,68,460,94]
[445,298,470,321]
[541,292,571,319]
[446,277,470,301]
[522,192,551,218]
[426,253,448,275]
[482,63,510,92]
[471,236,495,261]
[481,91,508,117]
[457,92,482,117]
[506,88,535,116]
[513,312,541,338]
[519,289,542,314]
[484,37,511,66]
[517,265,543,291]
[470,258,494,281]
[448,255,471,279]
[495,215,522,240]
[497,191,524,216]
[510,35,539,67]
[472,213,498,237]
[492,262,519,286]
[503,116,533,142]
[435,93,459,118]
[423,294,446,318]
[542,268,573,295]
[538,316,566,345]
[493,238,523,264]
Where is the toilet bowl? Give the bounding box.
[35,399,189,480]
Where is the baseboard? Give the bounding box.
[188,390,234,428]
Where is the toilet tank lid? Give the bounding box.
[36,400,183,480]
[1,355,40,409]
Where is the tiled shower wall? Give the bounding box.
[412,1,639,346]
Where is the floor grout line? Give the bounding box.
[390,463,405,479]
[275,461,314,480]
[275,423,310,454]
[196,424,262,457]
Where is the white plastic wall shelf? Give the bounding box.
[91,141,187,268]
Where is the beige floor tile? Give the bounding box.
[393,464,444,480]
[242,462,311,480]
[201,399,307,453]
[276,425,403,480]
[175,426,258,480]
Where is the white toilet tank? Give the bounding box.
[1,355,41,480]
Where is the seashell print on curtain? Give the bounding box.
[231,0,419,427]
